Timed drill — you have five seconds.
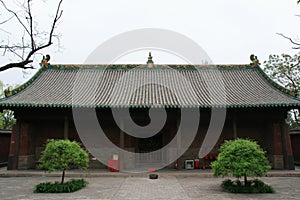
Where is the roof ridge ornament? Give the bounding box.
[4,87,12,97]
[250,54,260,67]
[40,54,51,67]
[147,52,154,68]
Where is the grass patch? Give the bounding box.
[221,179,275,193]
[34,179,87,193]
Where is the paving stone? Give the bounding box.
[113,177,188,200]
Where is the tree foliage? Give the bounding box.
[264,53,300,126]
[39,139,89,184]
[286,111,300,129]
[0,0,63,72]
[0,110,16,130]
[211,138,271,185]
[264,53,300,91]
[0,81,16,129]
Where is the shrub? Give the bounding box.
[34,179,87,193]
[221,179,275,193]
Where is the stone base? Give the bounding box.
[272,155,284,169]
[7,156,14,170]
[18,155,35,169]
[286,155,295,170]
[89,159,106,169]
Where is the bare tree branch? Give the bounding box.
[277,33,300,49]
[0,0,31,36]
[0,60,34,72]
[24,0,63,61]
[0,45,31,50]
[27,0,35,50]
[0,14,14,25]
[0,0,63,72]
[285,73,298,90]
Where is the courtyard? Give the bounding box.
[0,173,299,200]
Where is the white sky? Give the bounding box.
[0,0,299,85]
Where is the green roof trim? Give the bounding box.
[0,101,298,109]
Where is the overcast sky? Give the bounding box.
[0,0,299,85]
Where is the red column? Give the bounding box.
[7,125,17,170]
[273,124,283,155]
[19,123,29,156]
[272,123,284,169]
[7,121,35,170]
[17,122,35,169]
[283,123,295,170]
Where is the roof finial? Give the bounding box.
[147,52,154,68]
[40,54,51,66]
[250,54,260,67]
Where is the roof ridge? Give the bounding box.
[46,64,255,70]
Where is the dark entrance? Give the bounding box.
[137,132,164,164]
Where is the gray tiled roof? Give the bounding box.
[1,64,299,108]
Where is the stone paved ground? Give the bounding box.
[0,176,300,200]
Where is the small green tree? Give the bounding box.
[39,139,89,184]
[211,138,271,186]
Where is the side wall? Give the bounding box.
[0,130,11,164]
[290,133,300,165]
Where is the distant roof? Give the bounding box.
[290,127,300,134]
[0,64,299,109]
[0,129,12,134]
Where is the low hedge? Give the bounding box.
[34,179,87,193]
[221,179,275,193]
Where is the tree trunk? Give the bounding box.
[244,174,247,186]
[61,169,65,184]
